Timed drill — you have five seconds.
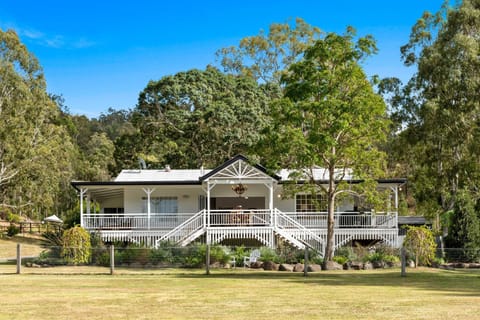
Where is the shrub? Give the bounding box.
[61,226,91,265]
[149,247,174,265]
[336,246,358,262]
[363,246,400,265]
[352,244,370,261]
[182,244,206,268]
[311,256,324,265]
[364,252,383,263]
[90,232,109,266]
[93,250,110,267]
[32,250,66,266]
[403,226,436,267]
[174,244,233,268]
[276,241,299,263]
[229,246,248,267]
[7,224,20,237]
[432,257,445,267]
[382,254,400,264]
[119,244,150,265]
[260,247,280,263]
[209,245,231,265]
[333,255,348,265]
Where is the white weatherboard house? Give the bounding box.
[72,155,406,256]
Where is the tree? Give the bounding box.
[84,132,115,181]
[403,226,436,267]
[388,0,480,233]
[216,18,322,86]
[131,66,271,168]
[97,108,135,142]
[262,29,388,268]
[0,29,76,218]
[446,190,480,262]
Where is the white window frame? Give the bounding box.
[295,193,327,212]
[142,196,178,214]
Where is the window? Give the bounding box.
[142,197,178,214]
[296,194,327,212]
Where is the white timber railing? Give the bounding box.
[84,209,398,252]
[274,209,325,254]
[283,212,397,229]
[156,210,205,246]
[83,213,193,230]
[83,211,397,231]
[208,209,271,227]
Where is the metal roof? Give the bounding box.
[71,155,407,190]
[115,169,212,182]
[398,216,430,225]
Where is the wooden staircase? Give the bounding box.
[155,208,326,256]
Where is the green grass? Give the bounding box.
[0,234,45,259]
[0,267,479,319]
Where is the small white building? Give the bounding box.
[72,155,405,256]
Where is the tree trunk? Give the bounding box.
[322,165,336,270]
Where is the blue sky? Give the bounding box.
[0,1,444,118]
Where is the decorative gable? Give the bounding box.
[200,155,280,184]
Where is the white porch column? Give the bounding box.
[206,182,211,228]
[394,186,399,228]
[143,188,155,230]
[394,186,399,210]
[269,182,274,226]
[86,193,91,215]
[263,181,275,226]
[79,188,88,227]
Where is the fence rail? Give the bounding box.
[2,244,480,275]
[0,222,61,234]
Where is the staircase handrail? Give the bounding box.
[156,210,205,246]
[274,228,306,250]
[274,209,325,253]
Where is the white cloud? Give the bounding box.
[43,35,65,48]
[72,37,96,49]
[21,28,44,40]
[1,22,94,49]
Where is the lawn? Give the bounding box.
[0,234,45,260]
[0,267,479,319]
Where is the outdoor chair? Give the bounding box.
[243,249,261,267]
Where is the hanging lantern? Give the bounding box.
[232,183,247,197]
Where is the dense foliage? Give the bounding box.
[382,0,480,228]
[129,66,272,168]
[216,17,321,86]
[446,190,480,262]
[0,29,77,219]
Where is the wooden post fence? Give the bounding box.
[110,245,115,275]
[206,244,211,275]
[304,248,309,277]
[16,243,21,274]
